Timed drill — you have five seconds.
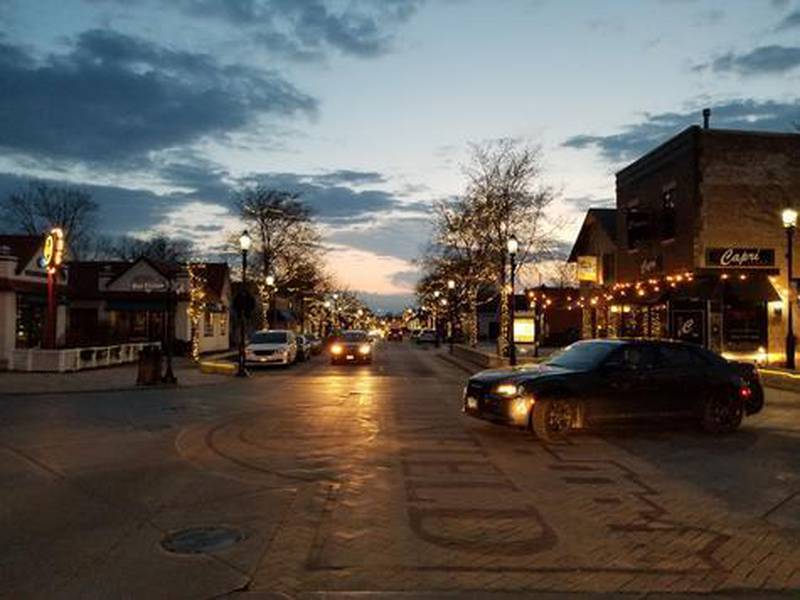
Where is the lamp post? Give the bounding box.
[236,230,252,378]
[332,293,339,331]
[783,209,797,369]
[162,272,177,384]
[507,235,519,366]
[265,274,275,329]
[433,290,441,347]
[447,279,456,353]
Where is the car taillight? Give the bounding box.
[739,385,752,400]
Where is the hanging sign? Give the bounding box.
[705,248,775,268]
[577,256,598,282]
[42,227,65,273]
[671,309,705,345]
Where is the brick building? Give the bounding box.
[569,119,800,364]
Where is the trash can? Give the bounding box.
[137,347,163,385]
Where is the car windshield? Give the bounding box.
[342,331,368,342]
[544,342,618,370]
[250,331,287,344]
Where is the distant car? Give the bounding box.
[387,328,403,341]
[305,334,323,355]
[330,330,373,365]
[245,330,298,366]
[463,339,763,441]
[295,334,312,361]
[416,329,438,344]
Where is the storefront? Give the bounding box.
[568,120,800,364]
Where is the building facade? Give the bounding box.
[0,236,232,369]
[569,123,800,364]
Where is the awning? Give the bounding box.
[668,278,722,301]
[723,275,781,303]
[107,300,168,311]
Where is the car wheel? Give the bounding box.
[532,397,573,442]
[701,390,743,433]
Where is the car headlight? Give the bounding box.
[359,344,371,354]
[331,344,343,355]
[495,383,520,397]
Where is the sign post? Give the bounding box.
[42,228,64,349]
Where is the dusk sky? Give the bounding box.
[2,0,799,310]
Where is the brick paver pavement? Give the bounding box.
[176,345,800,596]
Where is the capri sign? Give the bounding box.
[706,247,775,269]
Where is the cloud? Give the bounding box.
[90,0,425,61]
[249,171,429,223]
[326,215,432,261]
[0,29,315,166]
[325,244,417,296]
[563,196,614,212]
[700,45,800,75]
[563,99,800,162]
[775,10,800,31]
[308,169,387,186]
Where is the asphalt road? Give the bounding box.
[1,341,799,599]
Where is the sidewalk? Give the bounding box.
[0,356,231,396]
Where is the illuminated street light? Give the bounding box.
[507,234,518,366]
[236,230,252,378]
[783,209,797,369]
[447,279,456,353]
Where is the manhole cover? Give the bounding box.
[161,526,245,554]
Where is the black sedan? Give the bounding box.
[463,339,763,441]
[330,330,373,365]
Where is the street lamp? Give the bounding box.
[162,272,177,384]
[783,208,797,369]
[236,230,252,378]
[433,290,442,346]
[447,279,456,353]
[507,235,519,366]
[265,274,275,329]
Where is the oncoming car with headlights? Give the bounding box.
[463,339,763,441]
[329,330,373,365]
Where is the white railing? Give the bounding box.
[8,342,161,373]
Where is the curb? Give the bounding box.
[0,371,231,398]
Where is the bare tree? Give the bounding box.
[551,261,577,288]
[236,186,327,327]
[1,181,98,258]
[107,235,194,263]
[464,138,558,355]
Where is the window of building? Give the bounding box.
[204,311,214,337]
[601,253,615,284]
[219,313,227,336]
[661,188,676,240]
[626,206,649,250]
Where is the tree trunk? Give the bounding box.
[466,288,478,347]
[496,258,508,357]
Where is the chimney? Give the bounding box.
[702,108,711,129]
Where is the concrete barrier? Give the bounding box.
[452,345,506,369]
[199,360,237,375]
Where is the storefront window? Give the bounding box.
[219,313,227,336]
[204,311,214,337]
[723,300,766,352]
[16,295,44,348]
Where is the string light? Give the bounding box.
[187,262,207,362]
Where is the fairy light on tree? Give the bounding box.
[187,262,207,362]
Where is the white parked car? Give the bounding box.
[416,329,438,344]
[245,330,298,365]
